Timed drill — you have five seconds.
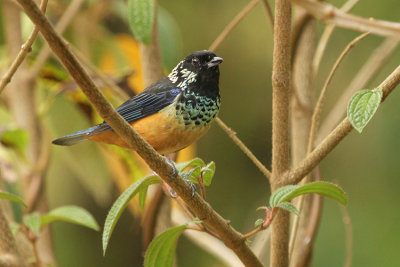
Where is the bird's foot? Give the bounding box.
[164,156,178,180]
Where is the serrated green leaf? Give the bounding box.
[347,88,382,133]
[23,212,41,236]
[174,158,205,172]
[201,161,216,186]
[254,219,264,228]
[41,206,99,231]
[269,185,299,207]
[127,0,154,45]
[144,224,186,267]
[0,190,26,207]
[103,175,162,255]
[280,181,347,205]
[278,202,299,216]
[1,129,28,153]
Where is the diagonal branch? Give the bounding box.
[0,0,48,94]
[16,0,263,266]
[290,0,400,38]
[287,63,400,186]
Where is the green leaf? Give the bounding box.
[1,128,28,153]
[127,0,154,45]
[347,88,383,133]
[174,158,205,172]
[269,185,299,207]
[103,175,162,255]
[281,182,347,205]
[41,206,99,231]
[23,212,41,236]
[0,190,26,207]
[277,202,299,216]
[181,167,201,184]
[144,225,187,267]
[270,182,347,208]
[139,186,148,212]
[254,219,264,228]
[201,161,216,186]
[9,222,20,236]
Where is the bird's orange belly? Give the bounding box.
[89,110,211,154]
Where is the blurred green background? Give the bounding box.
[2,0,400,266]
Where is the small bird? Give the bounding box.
[52,50,223,155]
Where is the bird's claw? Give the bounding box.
[164,156,178,180]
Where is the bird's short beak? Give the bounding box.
[207,56,224,68]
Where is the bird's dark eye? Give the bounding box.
[192,58,200,66]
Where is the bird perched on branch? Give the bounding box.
[52,50,223,156]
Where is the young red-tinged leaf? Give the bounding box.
[103,175,162,255]
[277,202,299,216]
[254,219,264,228]
[0,190,26,207]
[23,212,41,236]
[41,206,99,231]
[127,0,154,45]
[347,88,383,133]
[144,225,187,267]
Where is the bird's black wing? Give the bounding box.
[90,78,181,135]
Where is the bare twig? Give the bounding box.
[340,204,353,267]
[215,118,271,180]
[0,0,48,94]
[290,0,400,38]
[270,0,291,266]
[29,0,86,79]
[308,32,369,154]
[208,0,261,52]
[287,63,400,186]
[261,0,274,28]
[317,37,399,144]
[17,1,263,265]
[312,0,360,75]
[139,1,163,86]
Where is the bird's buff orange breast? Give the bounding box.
[88,105,211,154]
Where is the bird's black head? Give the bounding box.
[168,50,223,95]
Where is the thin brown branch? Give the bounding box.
[0,0,48,94]
[261,0,274,28]
[208,0,261,52]
[139,1,163,86]
[312,0,360,75]
[317,37,399,144]
[340,204,353,267]
[291,0,400,38]
[287,63,400,186]
[308,32,369,154]
[289,11,317,266]
[215,118,271,181]
[29,0,86,79]
[270,0,291,266]
[17,1,262,266]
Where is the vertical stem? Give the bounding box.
[139,1,164,86]
[2,1,55,265]
[271,0,292,266]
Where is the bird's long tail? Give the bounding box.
[52,126,100,146]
